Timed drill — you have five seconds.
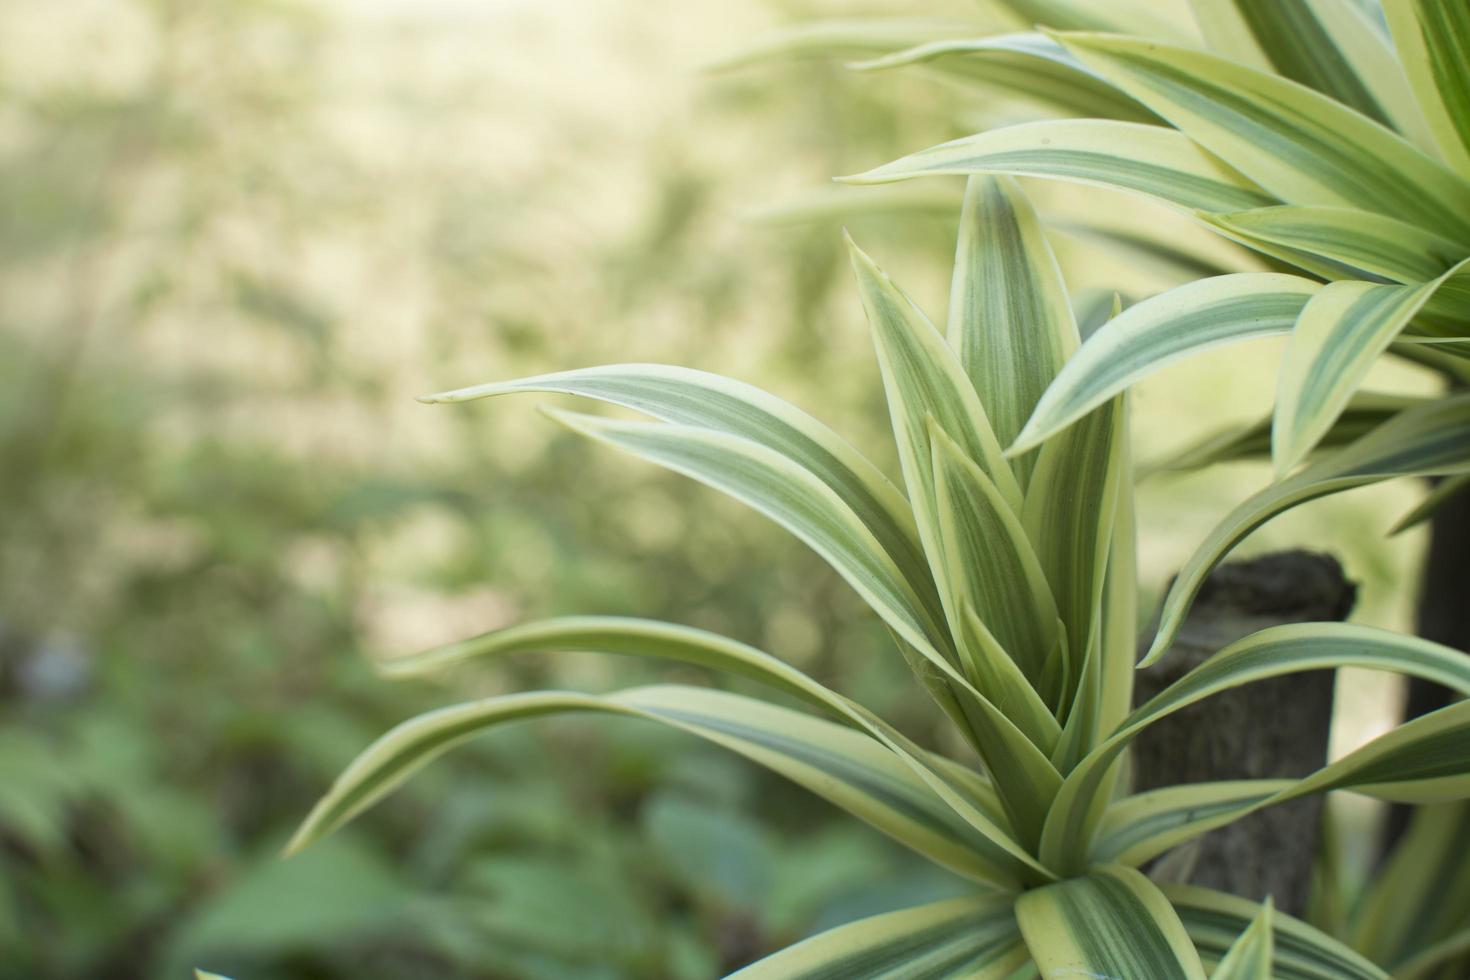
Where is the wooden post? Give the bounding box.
[1133,550,1355,916]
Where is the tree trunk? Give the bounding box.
[1133,550,1355,916]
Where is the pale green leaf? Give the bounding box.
[1385,0,1470,178]
[1054,32,1470,245]
[848,236,1022,516]
[1200,205,1468,284]
[418,363,935,623]
[1021,396,1125,711]
[380,614,1048,879]
[1186,0,1432,146]
[957,603,1063,755]
[1145,393,1470,664]
[841,119,1276,214]
[728,894,1028,980]
[1353,800,1470,971]
[1210,896,1273,980]
[1167,884,1388,980]
[993,0,1196,38]
[947,175,1079,489]
[1092,780,1294,867]
[1011,274,1320,456]
[852,33,1156,122]
[930,423,1060,691]
[543,409,951,664]
[1046,619,1470,871]
[1014,865,1207,980]
[1272,259,1470,474]
[287,685,1024,886]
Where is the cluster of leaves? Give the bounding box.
[291,1,1470,977]
[4,0,1000,976]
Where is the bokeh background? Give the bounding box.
[0,1,1440,977]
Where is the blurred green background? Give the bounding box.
[0,1,1441,977]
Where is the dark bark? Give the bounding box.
[1133,550,1356,916]
[1383,480,1470,850]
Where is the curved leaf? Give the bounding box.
[1145,393,1470,663]
[544,410,950,663]
[1011,273,1319,456]
[287,685,1024,886]
[1210,896,1273,980]
[707,18,983,71]
[727,894,1028,980]
[1385,0,1470,178]
[1200,206,1468,284]
[1015,865,1206,979]
[1054,32,1470,245]
[1167,884,1388,980]
[1091,779,1294,866]
[853,33,1154,122]
[841,120,1276,214]
[419,363,934,621]
[1271,260,1470,474]
[947,175,1079,489]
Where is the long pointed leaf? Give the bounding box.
[1055,32,1470,245]
[1145,393,1470,664]
[1385,0,1470,178]
[1167,884,1388,980]
[842,119,1276,213]
[947,175,1079,489]
[1210,897,1273,980]
[1011,274,1320,455]
[1015,865,1207,979]
[849,236,1022,515]
[1200,206,1467,284]
[288,685,1024,886]
[1271,262,1470,474]
[728,894,1028,979]
[419,364,936,621]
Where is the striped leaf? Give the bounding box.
[853,34,1155,122]
[418,364,933,617]
[1014,865,1207,979]
[379,614,1020,838]
[1272,259,1470,474]
[841,120,1276,214]
[1046,620,1470,871]
[1200,206,1468,284]
[1055,32,1470,246]
[727,894,1028,980]
[1144,393,1470,664]
[947,175,1079,489]
[1092,780,1294,867]
[848,236,1022,516]
[1022,397,1124,714]
[958,603,1063,755]
[544,410,951,663]
[286,685,1022,886]
[1288,699,1470,804]
[1186,0,1431,144]
[1385,0,1470,178]
[1010,274,1320,455]
[929,424,1060,692]
[1167,884,1388,980]
[1353,801,1470,972]
[1210,897,1273,980]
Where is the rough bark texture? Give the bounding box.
[1133,550,1356,917]
[1384,481,1470,849]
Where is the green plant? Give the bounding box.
[828,1,1470,663]
[291,173,1470,976]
